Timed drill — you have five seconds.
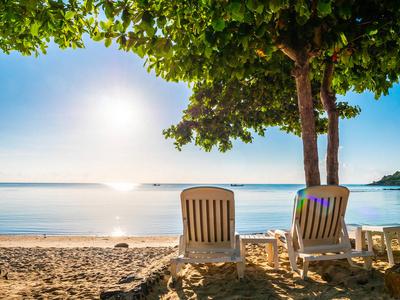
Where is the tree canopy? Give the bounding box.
[0,0,94,56]
[3,1,400,186]
[88,0,400,186]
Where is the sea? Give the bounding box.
[0,183,399,236]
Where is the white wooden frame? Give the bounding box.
[170,187,245,282]
[271,185,374,280]
[349,224,400,265]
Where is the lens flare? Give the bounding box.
[296,190,330,212]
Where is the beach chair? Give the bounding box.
[170,187,245,282]
[270,185,373,280]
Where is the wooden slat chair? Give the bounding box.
[271,185,373,280]
[170,187,245,282]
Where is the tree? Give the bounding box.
[90,0,400,186]
[0,0,94,56]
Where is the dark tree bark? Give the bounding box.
[279,36,321,187]
[320,60,339,185]
[293,52,321,187]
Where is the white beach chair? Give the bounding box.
[170,187,245,282]
[271,185,373,280]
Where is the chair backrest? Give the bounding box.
[181,187,235,251]
[291,185,350,250]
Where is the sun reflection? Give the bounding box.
[111,227,126,237]
[105,182,139,192]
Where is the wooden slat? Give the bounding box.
[311,199,322,240]
[202,199,209,243]
[318,199,329,239]
[327,197,338,238]
[215,199,221,242]
[323,197,334,238]
[194,199,201,242]
[209,199,215,243]
[332,197,343,238]
[188,199,196,242]
[305,198,316,240]
[300,197,310,240]
[222,200,228,242]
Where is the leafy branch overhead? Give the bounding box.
[88,1,400,146]
[3,0,400,186]
[0,0,98,56]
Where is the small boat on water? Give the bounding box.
[231,184,244,187]
[152,184,161,186]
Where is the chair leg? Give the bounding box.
[347,257,356,267]
[366,231,373,251]
[237,262,245,282]
[241,241,246,270]
[171,262,178,282]
[177,263,182,274]
[381,233,386,253]
[396,231,400,252]
[285,237,299,273]
[355,228,363,250]
[363,256,372,270]
[267,243,274,267]
[384,231,395,265]
[301,260,309,280]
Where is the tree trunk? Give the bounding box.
[293,52,321,187]
[320,61,339,185]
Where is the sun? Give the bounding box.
[94,94,144,135]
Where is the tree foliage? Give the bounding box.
[369,171,400,186]
[89,0,391,146]
[0,0,94,56]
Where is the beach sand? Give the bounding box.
[0,235,399,299]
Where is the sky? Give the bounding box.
[0,38,399,184]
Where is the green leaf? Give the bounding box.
[100,21,108,31]
[317,0,332,15]
[30,23,39,36]
[205,46,213,58]
[256,22,267,37]
[66,22,77,33]
[85,0,93,11]
[340,49,350,64]
[65,11,75,20]
[242,37,248,51]
[104,38,112,48]
[211,18,226,32]
[228,1,242,14]
[157,16,167,28]
[104,2,114,20]
[369,29,378,35]
[296,14,308,25]
[339,32,348,45]
[362,47,370,63]
[92,33,105,42]
[269,0,283,13]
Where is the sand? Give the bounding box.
[0,236,179,299]
[1,235,399,299]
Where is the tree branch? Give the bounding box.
[320,59,336,111]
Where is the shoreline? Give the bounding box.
[0,235,179,248]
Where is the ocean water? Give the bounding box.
[0,183,399,236]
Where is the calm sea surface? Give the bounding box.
[0,183,399,236]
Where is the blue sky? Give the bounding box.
[0,39,399,184]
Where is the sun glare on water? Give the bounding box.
[111,227,126,237]
[105,182,139,192]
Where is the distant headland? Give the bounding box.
[368,171,400,186]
